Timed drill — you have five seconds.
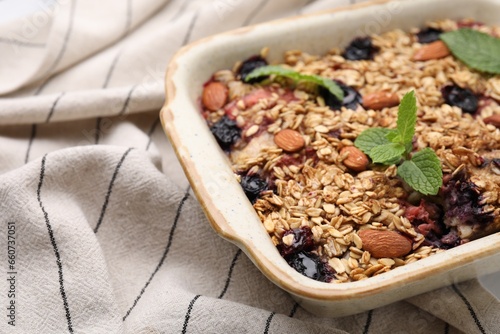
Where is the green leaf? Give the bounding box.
[370,143,405,164]
[354,128,392,154]
[440,28,500,74]
[396,91,417,146]
[397,148,443,195]
[386,130,401,143]
[244,65,344,101]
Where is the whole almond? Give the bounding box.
[412,40,451,61]
[202,82,228,111]
[274,129,305,152]
[340,146,369,172]
[484,114,500,128]
[358,229,412,258]
[362,92,400,110]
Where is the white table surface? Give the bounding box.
[1,0,498,301]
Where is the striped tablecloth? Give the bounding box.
[0,0,498,333]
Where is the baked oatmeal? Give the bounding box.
[199,19,500,283]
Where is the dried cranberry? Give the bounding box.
[237,55,268,82]
[442,85,478,114]
[210,116,241,151]
[286,251,335,282]
[416,27,443,44]
[279,227,314,257]
[320,82,362,111]
[240,174,268,203]
[342,37,378,61]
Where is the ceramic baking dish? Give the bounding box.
[160,0,500,317]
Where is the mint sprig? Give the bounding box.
[244,65,344,101]
[355,91,443,195]
[440,28,500,74]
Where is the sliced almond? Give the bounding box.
[202,82,228,111]
[340,146,369,172]
[358,229,412,258]
[483,114,500,128]
[362,92,400,110]
[412,40,451,61]
[274,129,305,152]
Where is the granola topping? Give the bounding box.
[200,19,500,283]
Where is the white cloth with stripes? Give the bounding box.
[0,0,499,333]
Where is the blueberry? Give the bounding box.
[279,227,314,257]
[240,174,268,203]
[238,55,268,82]
[320,82,362,111]
[442,169,494,229]
[416,27,443,44]
[342,37,378,61]
[441,85,478,114]
[285,251,335,282]
[210,116,241,150]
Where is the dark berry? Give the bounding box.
[442,85,478,114]
[210,116,241,151]
[240,174,268,203]
[416,27,443,44]
[238,55,268,82]
[285,251,335,282]
[320,82,362,111]
[441,169,494,228]
[279,227,314,257]
[342,37,378,61]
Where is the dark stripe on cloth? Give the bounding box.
[363,309,373,334]
[182,294,201,334]
[452,284,486,334]
[118,85,137,116]
[145,117,160,151]
[33,0,77,95]
[0,37,46,48]
[25,124,37,163]
[37,155,74,333]
[263,312,275,334]
[46,0,78,74]
[102,50,123,89]
[95,118,102,144]
[124,0,133,36]
[243,0,270,26]
[218,249,242,299]
[444,322,449,334]
[288,303,299,318]
[46,92,66,123]
[181,10,199,46]
[94,148,134,233]
[122,186,191,321]
[170,0,190,23]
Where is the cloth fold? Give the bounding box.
[0,0,498,333]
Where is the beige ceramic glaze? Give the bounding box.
[160,0,500,317]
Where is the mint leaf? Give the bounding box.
[354,128,392,154]
[396,91,417,145]
[386,130,401,143]
[245,65,297,80]
[370,143,405,164]
[244,65,344,101]
[397,148,443,195]
[441,28,500,74]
